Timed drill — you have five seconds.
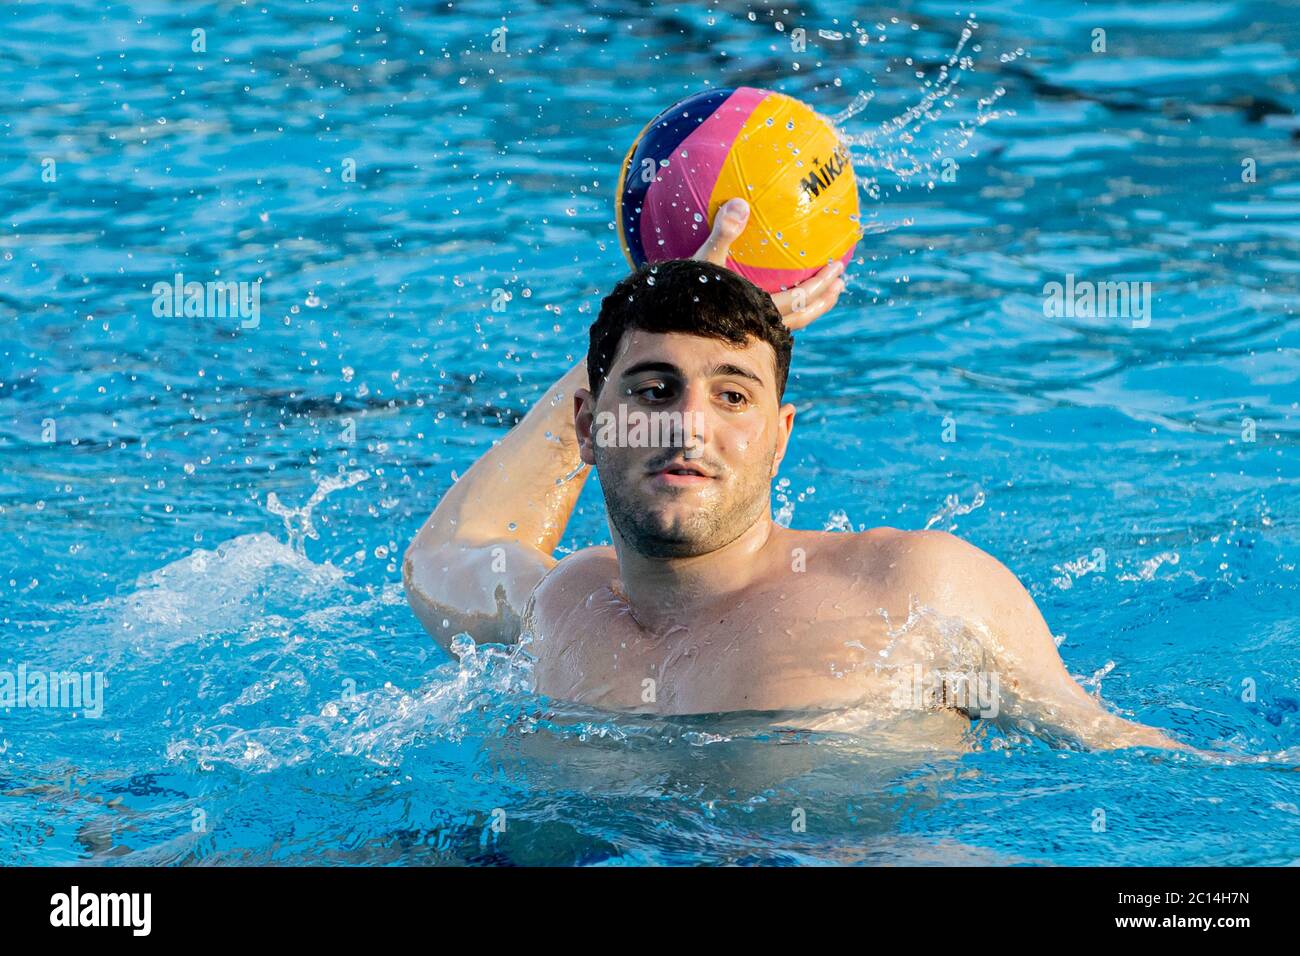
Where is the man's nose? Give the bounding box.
[674,383,713,460]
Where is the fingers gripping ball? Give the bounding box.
[616,87,861,294]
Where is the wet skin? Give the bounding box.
[404,199,1190,751]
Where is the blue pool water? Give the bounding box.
[2,0,1299,865]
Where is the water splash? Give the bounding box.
[822,508,853,532]
[165,630,538,774]
[1052,548,1108,590]
[265,470,369,554]
[554,460,588,485]
[874,596,989,674]
[924,489,987,531]
[1117,551,1182,582]
[773,476,796,527]
[1078,660,1118,699]
[825,15,1023,217]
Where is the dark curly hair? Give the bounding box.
[587,259,793,400]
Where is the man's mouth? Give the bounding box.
[648,459,715,485]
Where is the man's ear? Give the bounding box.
[574,387,598,466]
[770,401,796,477]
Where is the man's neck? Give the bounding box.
[611,514,780,635]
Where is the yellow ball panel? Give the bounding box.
[706,92,861,271]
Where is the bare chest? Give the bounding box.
[529,580,944,716]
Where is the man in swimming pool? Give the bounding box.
[403,198,1188,751]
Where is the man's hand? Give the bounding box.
[693,197,848,331]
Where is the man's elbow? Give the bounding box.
[402,542,526,649]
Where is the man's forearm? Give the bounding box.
[402,359,592,648]
[999,679,1190,752]
[410,359,590,555]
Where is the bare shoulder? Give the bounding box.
[816,524,997,569]
[521,544,618,634]
[878,528,1012,578]
[833,526,1031,618]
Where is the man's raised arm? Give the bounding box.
[402,358,591,651]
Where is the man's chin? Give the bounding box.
[631,531,718,560]
[620,508,718,558]
[643,515,702,542]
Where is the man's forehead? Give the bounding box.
[610,329,777,379]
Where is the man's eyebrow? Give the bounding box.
[618,360,766,387]
[711,363,765,387]
[619,361,683,379]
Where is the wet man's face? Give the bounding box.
[575,330,795,558]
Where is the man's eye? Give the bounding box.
[634,383,670,401]
[720,391,748,407]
